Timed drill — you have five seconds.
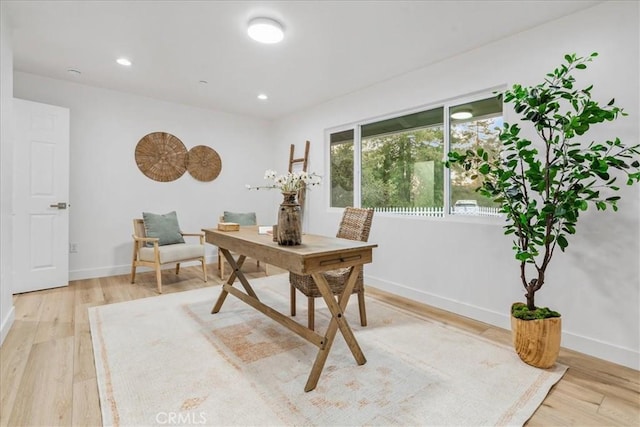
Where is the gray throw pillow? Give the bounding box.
[223,211,257,226]
[142,211,185,246]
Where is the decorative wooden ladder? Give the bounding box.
[288,140,310,212]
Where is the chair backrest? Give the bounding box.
[336,207,374,242]
[133,218,146,238]
[222,211,257,226]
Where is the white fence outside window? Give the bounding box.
[372,206,501,217]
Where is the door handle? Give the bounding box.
[49,202,68,209]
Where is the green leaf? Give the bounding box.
[554,206,567,216]
[557,235,569,250]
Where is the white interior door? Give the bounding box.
[12,98,70,294]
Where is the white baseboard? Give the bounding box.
[0,305,15,347]
[365,274,640,371]
[69,256,217,282]
[365,275,509,327]
[561,331,640,371]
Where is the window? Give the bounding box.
[449,98,502,215]
[330,129,354,208]
[329,94,502,217]
[361,107,444,211]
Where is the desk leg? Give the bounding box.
[317,269,366,363]
[304,270,366,392]
[211,249,254,313]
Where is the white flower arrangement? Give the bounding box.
[263,169,322,193]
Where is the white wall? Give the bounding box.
[13,73,279,280]
[272,1,640,369]
[0,2,16,345]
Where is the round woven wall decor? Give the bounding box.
[187,145,222,182]
[135,132,188,182]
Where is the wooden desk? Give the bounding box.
[203,227,377,392]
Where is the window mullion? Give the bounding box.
[354,125,362,208]
[444,104,451,216]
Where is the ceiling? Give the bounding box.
[4,1,601,120]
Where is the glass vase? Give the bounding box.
[277,191,301,246]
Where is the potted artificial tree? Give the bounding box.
[447,52,640,368]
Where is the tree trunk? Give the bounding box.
[526,290,535,310]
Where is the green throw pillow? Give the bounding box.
[223,211,257,226]
[142,211,185,246]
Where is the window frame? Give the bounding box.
[325,88,506,222]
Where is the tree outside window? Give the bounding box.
[330,130,354,208]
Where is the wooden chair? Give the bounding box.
[130,218,207,293]
[217,212,262,279]
[289,207,374,330]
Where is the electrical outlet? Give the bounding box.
[69,243,78,253]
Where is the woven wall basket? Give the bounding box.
[135,132,188,182]
[187,145,222,182]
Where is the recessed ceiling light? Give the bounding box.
[247,18,284,44]
[67,68,81,76]
[451,109,473,120]
[257,93,268,100]
[116,57,132,66]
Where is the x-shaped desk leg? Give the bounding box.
[211,248,257,313]
[305,267,366,391]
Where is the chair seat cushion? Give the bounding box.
[140,243,204,264]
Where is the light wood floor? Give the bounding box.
[1,264,638,426]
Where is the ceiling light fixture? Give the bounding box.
[451,109,473,120]
[116,57,132,66]
[247,18,284,44]
[257,93,268,100]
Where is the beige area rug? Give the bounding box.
[89,274,567,426]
